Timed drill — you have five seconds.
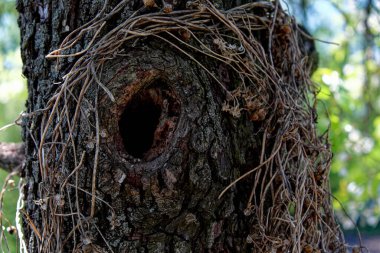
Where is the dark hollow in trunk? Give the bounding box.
[119,87,163,159]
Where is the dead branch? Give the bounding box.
[0,142,24,173]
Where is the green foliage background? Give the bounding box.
[0,0,379,251]
[0,2,26,251]
[288,0,380,230]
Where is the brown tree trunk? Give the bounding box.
[17,0,345,252]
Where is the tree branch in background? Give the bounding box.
[0,142,24,173]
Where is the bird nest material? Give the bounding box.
[20,0,348,252]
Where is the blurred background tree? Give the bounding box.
[0,0,26,252]
[0,0,379,251]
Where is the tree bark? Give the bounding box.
[17,0,344,252]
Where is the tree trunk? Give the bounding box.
[17,0,345,252]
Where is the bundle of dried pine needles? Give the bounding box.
[18,0,348,252]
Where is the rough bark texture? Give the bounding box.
[16,0,332,252]
[17,1,263,252]
[94,45,261,252]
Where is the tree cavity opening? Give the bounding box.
[119,88,162,159]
